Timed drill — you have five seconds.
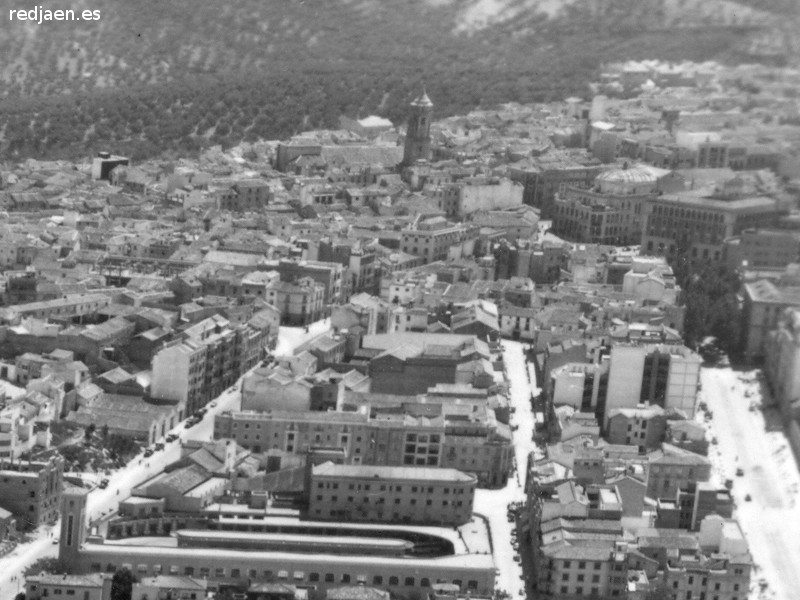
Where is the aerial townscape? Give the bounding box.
[1,55,800,600]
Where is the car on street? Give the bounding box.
[210,401,218,408]
[155,442,165,451]
[99,478,109,489]
[166,433,178,443]
[143,448,154,457]
[736,468,744,476]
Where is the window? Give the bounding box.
[405,577,415,587]
[341,574,351,583]
[231,569,240,578]
[562,574,569,582]
[310,573,320,582]
[421,578,431,587]
[325,574,335,583]
[389,577,399,586]
[373,576,383,586]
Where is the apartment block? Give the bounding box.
[150,315,269,415]
[266,277,326,326]
[308,462,476,526]
[605,344,701,425]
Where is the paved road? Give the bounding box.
[702,368,800,600]
[474,341,539,600]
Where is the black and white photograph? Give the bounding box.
[0,1,798,599]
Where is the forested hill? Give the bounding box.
[0,0,793,161]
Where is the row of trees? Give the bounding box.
[672,255,743,357]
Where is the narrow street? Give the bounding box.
[0,320,331,597]
[701,367,800,600]
[474,340,540,600]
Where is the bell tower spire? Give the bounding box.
[402,87,434,167]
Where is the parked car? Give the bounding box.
[99,478,109,489]
[143,448,154,457]
[155,442,165,451]
[166,433,178,443]
[736,468,744,477]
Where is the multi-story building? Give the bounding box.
[724,228,800,271]
[741,279,800,362]
[0,293,112,325]
[261,258,347,305]
[0,456,64,529]
[508,154,603,218]
[655,481,733,531]
[763,307,800,418]
[620,256,680,305]
[537,538,629,599]
[552,165,664,245]
[400,218,474,265]
[218,179,273,212]
[0,396,56,460]
[331,294,397,335]
[637,517,752,600]
[365,334,495,396]
[605,344,702,425]
[266,277,326,326]
[453,178,523,219]
[150,315,269,416]
[642,189,779,262]
[214,405,512,488]
[606,405,667,450]
[308,462,476,526]
[646,444,712,500]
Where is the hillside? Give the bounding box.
[0,0,794,160]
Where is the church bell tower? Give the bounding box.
[402,89,434,167]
